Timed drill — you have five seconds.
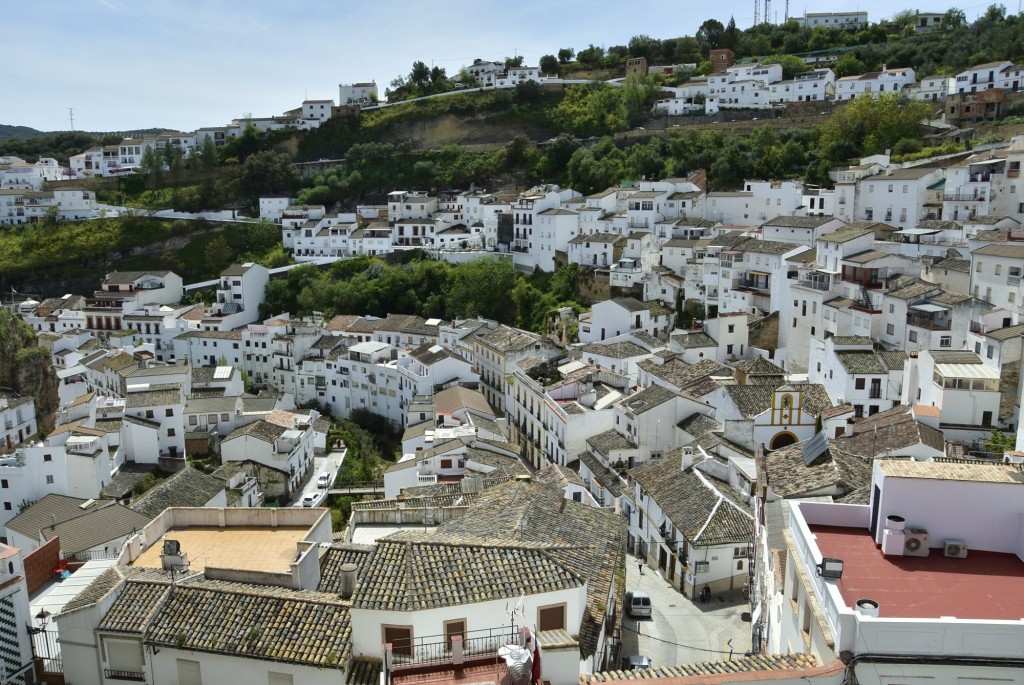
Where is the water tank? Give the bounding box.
[885,515,906,532]
[855,599,880,618]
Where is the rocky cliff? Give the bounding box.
[0,310,58,436]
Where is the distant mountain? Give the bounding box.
[0,124,44,142]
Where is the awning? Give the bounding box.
[895,228,941,235]
[910,303,949,313]
[935,363,1000,379]
[57,365,88,379]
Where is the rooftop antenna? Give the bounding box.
[765,0,772,24]
[755,0,760,24]
[68,107,75,131]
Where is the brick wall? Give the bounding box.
[23,536,60,595]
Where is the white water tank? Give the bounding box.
[885,514,906,532]
[855,599,880,618]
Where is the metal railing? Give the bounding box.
[795,279,830,291]
[390,626,518,668]
[105,669,146,682]
[943,193,986,202]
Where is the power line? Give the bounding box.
[620,623,742,656]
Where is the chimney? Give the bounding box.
[681,446,694,472]
[339,563,357,599]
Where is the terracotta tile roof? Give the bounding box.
[59,566,126,617]
[763,215,837,228]
[877,460,1024,483]
[585,653,819,682]
[318,543,375,595]
[434,386,493,417]
[5,493,101,539]
[577,449,624,498]
[834,406,945,457]
[579,341,650,359]
[586,429,635,456]
[145,583,351,668]
[723,384,832,419]
[98,580,170,633]
[348,658,383,685]
[760,439,871,499]
[41,504,152,555]
[129,466,226,519]
[353,540,582,611]
[382,479,625,659]
[629,461,752,546]
[534,464,587,490]
[224,419,287,443]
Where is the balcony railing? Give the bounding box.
[943,193,986,202]
[105,669,146,682]
[1009,275,1021,286]
[906,315,952,331]
[868,390,883,399]
[795,279,830,291]
[390,626,518,668]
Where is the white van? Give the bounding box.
[625,591,651,618]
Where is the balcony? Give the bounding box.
[943,193,986,202]
[104,669,146,682]
[906,314,952,331]
[388,626,517,669]
[1009,275,1021,286]
[794,276,827,290]
[868,389,883,399]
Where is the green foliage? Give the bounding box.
[554,84,629,137]
[819,93,932,158]
[762,54,812,80]
[238,151,301,211]
[983,428,1016,456]
[444,257,517,321]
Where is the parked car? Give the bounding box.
[317,473,332,489]
[301,493,321,507]
[625,590,652,618]
[622,655,652,670]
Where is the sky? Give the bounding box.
[4,0,981,133]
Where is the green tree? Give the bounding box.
[983,428,1016,456]
[504,55,525,68]
[941,7,967,30]
[763,54,813,80]
[834,53,868,78]
[444,257,517,321]
[238,151,301,211]
[696,19,726,52]
[139,146,164,188]
[539,54,559,75]
[558,48,575,64]
[819,93,931,158]
[197,135,219,170]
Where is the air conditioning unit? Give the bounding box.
[944,539,968,559]
[904,528,930,557]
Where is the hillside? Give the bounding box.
[0,124,43,142]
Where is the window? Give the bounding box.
[909,331,918,342]
[940,336,952,347]
[886,323,895,335]
[383,626,413,658]
[165,408,174,417]
[996,264,1003,276]
[728,324,735,333]
[976,261,983,273]
[538,604,567,632]
[45,475,54,484]
[0,481,6,489]
[440,459,453,469]
[43,454,51,462]
[444,619,466,651]
[167,428,176,437]
[2,503,9,512]
[855,378,865,390]
[145,410,154,419]
[988,345,995,359]
[176,659,202,685]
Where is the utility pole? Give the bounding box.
[68,107,74,131]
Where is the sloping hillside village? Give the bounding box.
[5,10,1024,685]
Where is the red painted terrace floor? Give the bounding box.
[393,661,508,685]
[809,525,1024,621]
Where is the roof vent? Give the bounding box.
[885,515,906,532]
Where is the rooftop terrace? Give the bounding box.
[132,525,311,574]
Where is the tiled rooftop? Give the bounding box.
[811,524,1024,620]
[132,526,311,573]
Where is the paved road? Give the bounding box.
[290,445,348,507]
[618,554,751,669]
